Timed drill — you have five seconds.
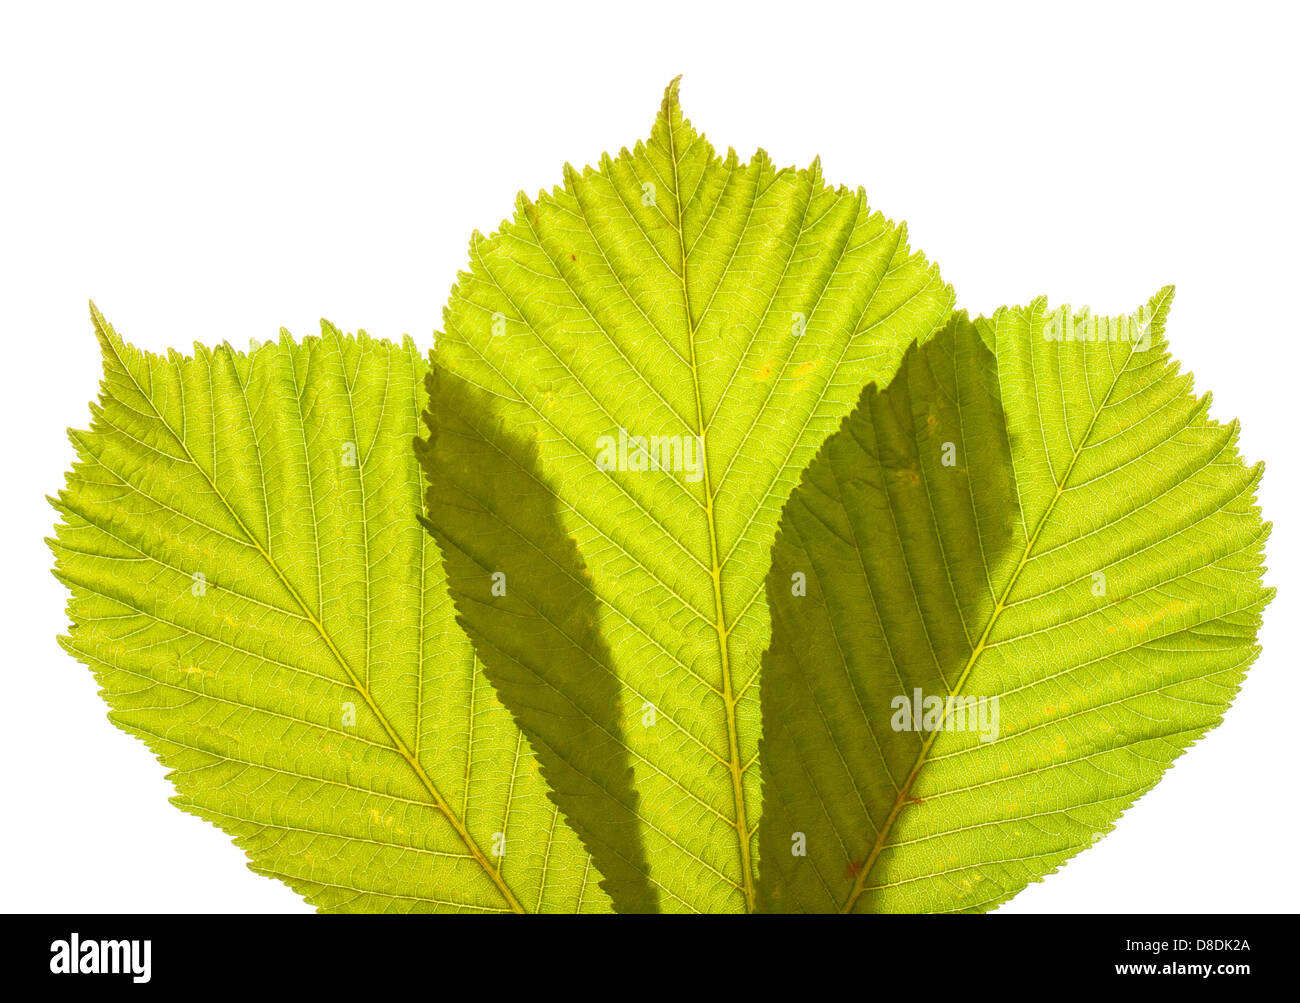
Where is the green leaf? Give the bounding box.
[418,79,954,912]
[49,308,609,913]
[758,291,1272,913]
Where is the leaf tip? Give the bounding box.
[88,301,123,359]
[1148,284,1176,324]
[658,75,686,131]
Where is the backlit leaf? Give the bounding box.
[50,309,609,913]
[419,79,953,912]
[758,291,1271,912]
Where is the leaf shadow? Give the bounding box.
[417,364,657,914]
[758,314,1020,912]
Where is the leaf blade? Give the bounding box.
[421,80,954,912]
[759,293,1272,912]
[50,309,608,913]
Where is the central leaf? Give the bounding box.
[418,80,953,912]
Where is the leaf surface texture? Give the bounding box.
[758,292,1272,912]
[50,311,608,913]
[419,80,954,912]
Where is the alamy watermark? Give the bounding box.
[1043,304,1154,352]
[49,934,151,983]
[595,428,704,482]
[891,688,1000,743]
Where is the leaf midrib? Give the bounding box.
[666,111,756,912]
[97,318,526,914]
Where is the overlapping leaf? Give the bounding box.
[46,82,1272,917]
[50,309,608,913]
[758,291,1271,912]
[418,80,954,911]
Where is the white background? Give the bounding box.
[2,0,1295,913]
